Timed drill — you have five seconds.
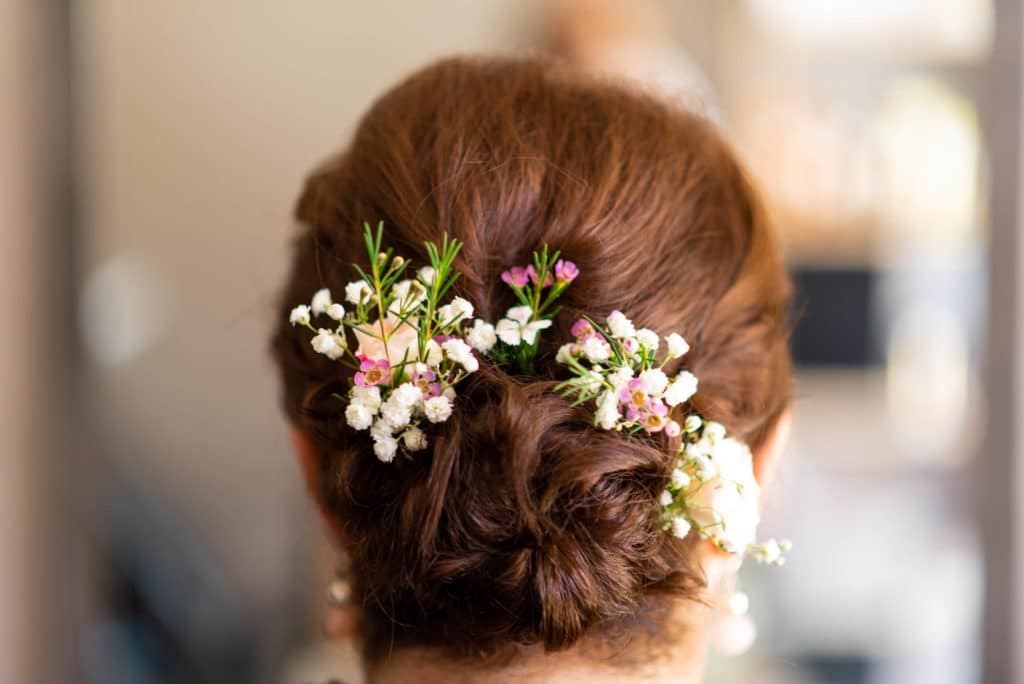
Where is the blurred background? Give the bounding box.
[2,1,1022,682]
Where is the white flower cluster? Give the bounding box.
[658,414,790,564]
[556,309,789,563]
[555,311,696,435]
[287,224,484,462]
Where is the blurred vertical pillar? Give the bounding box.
[982,0,1024,682]
[0,0,46,682]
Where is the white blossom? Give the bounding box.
[311,288,333,316]
[666,333,690,358]
[683,415,702,433]
[495,306,551,346]
[671,517,692,539]
[423,339,444,366]
[424,395,453,423]
[705,421,726,443]
[636,328,659,350]
[442,386,456,401]
[311,328,344,360]
[437,296,474,324]
[344,280,372,305]
[327,303,346,321]
[344,402,375,430]
[402,427,428,451]
[760,539,783,565]
[373,434,399,462]
[555,343,576,364]
[289,305,311,326]
[580,335,612,362]
[417,266,436,285]
[663,371,698,406]
[466,319,497,354]
[350,385,382,412]
[671,468,691,489]
[607,310,636,339]
[639,369,669,397]
[380,398,412,430]
[659,490,673,506]
[390,382,424,409]
[607,367,634,392]
[442,338,479,372]
[595,390,620,430]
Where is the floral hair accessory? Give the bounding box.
[288,224,787,563]
[289,223,479,462]
[555,310,789,565]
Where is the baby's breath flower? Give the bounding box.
[671,468,691,489]
[424,395,453,423]
[580,335,612,362]
[595,390,620,430]
[684,415,702,433]
[671,517,692,539]
[402,427,428,451]
[311,328,344,360]
[607,310,636,339]
[467,319,497,353]
[311,288,332,316]
[607,367,634,392]
[442,338,479,372]
[345,402,375,431]
[659,490,674,506]
[373,434,399,463]
[636,328,659,350]
[380,398,412,430]
[390,382,423,409]
[438,296,474,324]
[289,305,311,326]
[344,280,372,305]
[705,421,726,443]
[666,333,690,358]
[351,385,382,412]
[639,369,669,397]
[663,371,698,406]
[327,303,346,321]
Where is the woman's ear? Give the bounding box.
[290,427,350,544]
[753,409,791,493]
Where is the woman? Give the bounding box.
[272,56,792,683]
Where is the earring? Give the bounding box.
[323,554,355,639]
[711,563,757,656]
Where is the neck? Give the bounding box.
[367,601,712,684]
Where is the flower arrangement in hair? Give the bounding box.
[289,223,786,566]
[289,223,577,462]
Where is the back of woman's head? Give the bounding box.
[271,55,791,663]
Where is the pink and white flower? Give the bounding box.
[554,259,579,283]
[354,357,391,387]
[495,306,552,346]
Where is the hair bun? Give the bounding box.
[322,366,698,656]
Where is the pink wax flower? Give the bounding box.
[501,266,530,288]
[665,420,682,438]
[554,259,579,283]
[411,368,442,397]
[620,377,650,407]
[526,264,554,287]
[622,337,639,354]
[354,356,391,387]
[570,318,595,341]
[640,399,670,433]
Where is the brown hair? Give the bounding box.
[271,55,791,663]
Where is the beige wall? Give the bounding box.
[0,1,46,681]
